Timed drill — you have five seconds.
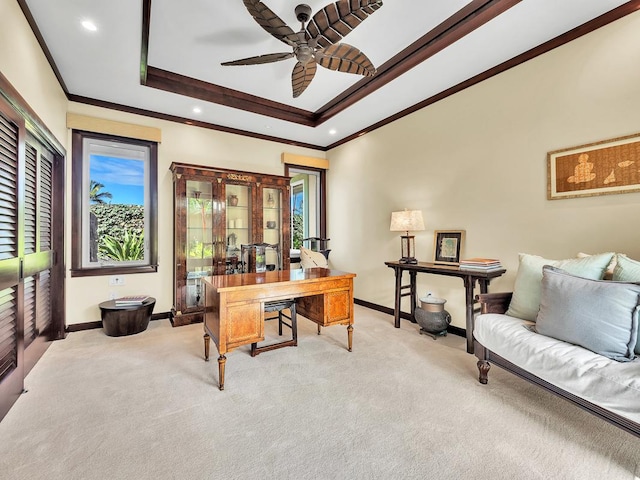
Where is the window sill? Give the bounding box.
[70,264,158,277]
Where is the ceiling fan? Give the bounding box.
[221,0,383,98]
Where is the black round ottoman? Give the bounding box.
[99,297,156,337]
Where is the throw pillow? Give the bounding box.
[300,247,328,269]
[612,255,640,355]
[505,252,614,321]
[536,266,640,362]
[577,252,617,280]
[613,254,640,282]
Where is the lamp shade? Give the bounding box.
[390,210,425,232]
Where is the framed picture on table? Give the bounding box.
[433,230,465,265]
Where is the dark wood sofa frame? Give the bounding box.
[474,292,640,439]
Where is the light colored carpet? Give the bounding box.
[0,305,639,480]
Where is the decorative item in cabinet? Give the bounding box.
[261,185,286,272]
[224,182,251,272]
[170,162,291,326]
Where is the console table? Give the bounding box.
[385,261,505,354]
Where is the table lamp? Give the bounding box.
[390,210,425,264]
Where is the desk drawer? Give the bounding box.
[297,289,351,326]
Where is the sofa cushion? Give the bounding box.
[536,266,640,362]
[300,247,328,269]
[474,313,640,424]
[506,252,614,321]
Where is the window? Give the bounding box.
[287,166,325,250]
[71,130,158,276]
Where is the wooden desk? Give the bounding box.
[385,261,505,354]
[202,268,356,390]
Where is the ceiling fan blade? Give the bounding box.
[221,52,294,66]
[242,0,300,47]
[292,60,317,98]
[316,43,375,76]
[306,0,383,49]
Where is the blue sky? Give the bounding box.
[90,155,144,205]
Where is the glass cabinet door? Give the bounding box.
[185,180,214,308]
[225,184,250,274]
[263,187,283,270]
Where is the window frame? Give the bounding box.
[285,165,327,247]
[71,130,158,277]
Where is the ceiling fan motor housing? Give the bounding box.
[295,4,312,23]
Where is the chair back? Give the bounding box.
[241,243,280,273]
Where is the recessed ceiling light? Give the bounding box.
[192,107,202,114]
[81,20,97,32]
[329,129,337,135]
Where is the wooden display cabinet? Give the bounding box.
[170,162,290,326]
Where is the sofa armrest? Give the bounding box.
[477,292,512,314]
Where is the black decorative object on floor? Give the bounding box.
[99,297,156,337]
[415,294,451,339]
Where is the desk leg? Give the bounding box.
[218,355,226,391]
[393,267,402,328]
[347,324,353,352]
[478,279,490,294]
[204,333,210,361]
[463,277,477,355]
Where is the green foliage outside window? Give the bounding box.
[292,212,303,249]
[99,230,144,261]
[91,203,145,261]
[291,191,304,249]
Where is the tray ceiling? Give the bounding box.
[21,0,639,149]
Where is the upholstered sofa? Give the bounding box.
[473,252,640,438]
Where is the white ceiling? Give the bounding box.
[23,0,634,149]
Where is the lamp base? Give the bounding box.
[399,257,418,264]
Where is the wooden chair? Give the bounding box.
[241,243,298,357]
[302,236,331,259]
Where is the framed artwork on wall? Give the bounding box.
[433,230,465,265]
[547,132,640,200]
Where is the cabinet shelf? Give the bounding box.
[171,162,291,326]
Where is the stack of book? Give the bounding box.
[114,295,149,306]
[459,258,503,272]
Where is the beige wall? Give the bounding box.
[0,0,67,144]
[327,10,640,328]
[4,1,640,330]
[64,104,323,324]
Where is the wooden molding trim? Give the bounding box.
[138,0,520,129]
[67,94,324,151]
[326,1,640,150]
[65,311,171,333]
[144,67,316,127]
[281,153,329,170]
[0,71,65,155]
[315,0,521,125]
[66,113,162,143]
